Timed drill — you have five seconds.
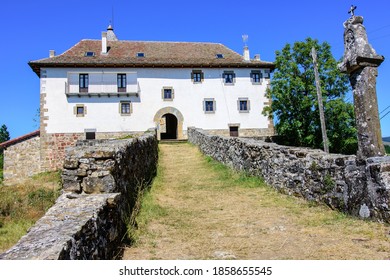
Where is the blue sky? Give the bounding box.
[1,0,390,139]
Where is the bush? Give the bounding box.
[385,145,390,155]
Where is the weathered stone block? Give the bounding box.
[63,157,79,169]
[62,175,81,192]
[82,175,116,194]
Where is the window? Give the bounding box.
[203,98,216,113]
[117,74,127,92]
[216,54,224,59]
[223,71,235,85]
[84,52,95,57]
[74,104,87,117]
[264,69,271,79]
[250,70,263,84]
[191,70,204,83]
[79,74,89,93]
[85,129,96,140]
[136,52,145,57]
[238,98,250,113]
[162,87,174,101]
[120,101,132,115]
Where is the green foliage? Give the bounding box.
[27,188,58,211]
[385,145,390,155]
[0,172,61,251]
[0,153,3,176]
[0,124,10,144]
[323,174,335,192]
[263,38,357,154]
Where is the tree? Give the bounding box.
[263,38,357,154]
[0,124,10,143]
[0,124,10,173]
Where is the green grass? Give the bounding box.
[0,171,61,253]
[126,162,168,244]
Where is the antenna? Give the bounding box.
[112,4,115,28]
[242,34,248,47]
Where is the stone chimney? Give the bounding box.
[49,50,56,58]
[102,31,108,54]
[254,54,261,61]
[243,46,250,61]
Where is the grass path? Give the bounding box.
[122,143,390,260]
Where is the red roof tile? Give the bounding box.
[29,40,274,76]
[0,130,40,149]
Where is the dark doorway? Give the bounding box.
[229,126,239,137]
[160,113,178,140]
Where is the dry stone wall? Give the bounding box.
[188,128,390,222]
[0,132,158,260]
[2,134,41,184]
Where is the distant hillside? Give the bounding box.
[383,137,390,143]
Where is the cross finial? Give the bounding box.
[348,5,357,17]
[242,34,248,47]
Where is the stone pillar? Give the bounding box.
[339,15,385,158]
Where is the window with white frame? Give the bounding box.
[162,87,174,101]
[119,101,132,115]
[203,98,216,113]
[223,71,235,85]
[238,98,250,113]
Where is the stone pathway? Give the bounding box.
[122,142,390,260]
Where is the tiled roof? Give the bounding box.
[29,40,275,76]
[0,130,40,149]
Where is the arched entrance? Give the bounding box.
[160,113,178,140]
[153,107,184,140]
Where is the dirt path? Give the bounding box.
[122,143,390,260]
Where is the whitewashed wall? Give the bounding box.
[42,67,271,134]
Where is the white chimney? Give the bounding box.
[49,50,56,58]
[243,46,250,61]
[102,31,108,54]
[254,54,261,61]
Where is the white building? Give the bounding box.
[26,25,275,171]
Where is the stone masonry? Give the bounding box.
[1,131,40,184]
[188,128,390,222]
[0,131,158,260]
[338,15,385,158]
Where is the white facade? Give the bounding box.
[41,67,272,138]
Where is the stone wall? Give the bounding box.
[188,128,390,222]
[40,131,143,172]
[40,133,84,172]
[206,128,275,138]
[0,132,158,260]
[2,133,41,184]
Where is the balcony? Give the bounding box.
[65,71,140,98]
[65,82,140,98]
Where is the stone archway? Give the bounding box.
[153,107,184,140]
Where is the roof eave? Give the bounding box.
[28,61,275,75]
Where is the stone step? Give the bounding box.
[159,139,188,144]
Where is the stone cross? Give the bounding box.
[338,15,386,158]
[348,5,357,17]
